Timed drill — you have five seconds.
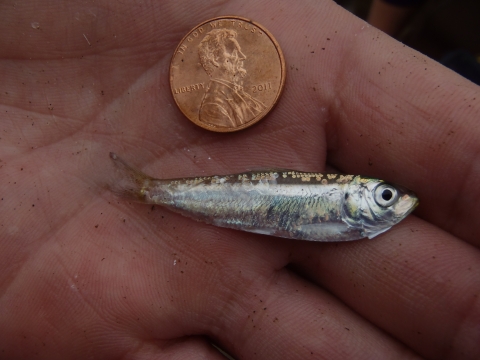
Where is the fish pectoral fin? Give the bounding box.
[248,228,276,236]
[365,226,392,239]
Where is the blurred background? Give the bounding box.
[335,0,480,85]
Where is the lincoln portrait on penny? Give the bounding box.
[197,28,266,128]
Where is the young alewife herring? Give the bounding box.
[109,153,418,242]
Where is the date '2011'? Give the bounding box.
[252,82,272,93]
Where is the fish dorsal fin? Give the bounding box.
[244,167,298,173]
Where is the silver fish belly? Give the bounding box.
[109,153,418,242]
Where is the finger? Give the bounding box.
[113,208,419,359]
[211,265,421,359]
[290,217,480,359]
[311,8,480,243]
[89,200,420,360]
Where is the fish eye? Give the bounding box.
[374,184,398,207]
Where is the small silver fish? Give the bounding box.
[109,152,418,241]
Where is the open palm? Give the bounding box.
[1,1,479,359]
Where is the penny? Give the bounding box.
[169,16,286,132]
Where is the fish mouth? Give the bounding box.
[394,193,419,219]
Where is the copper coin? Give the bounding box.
[169,16,286,132]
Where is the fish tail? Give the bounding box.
[108,152,154,201]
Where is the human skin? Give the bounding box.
[0,0,479,359]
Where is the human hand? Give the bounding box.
[1,0,479,359]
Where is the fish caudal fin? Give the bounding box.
[108,152,154,201]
